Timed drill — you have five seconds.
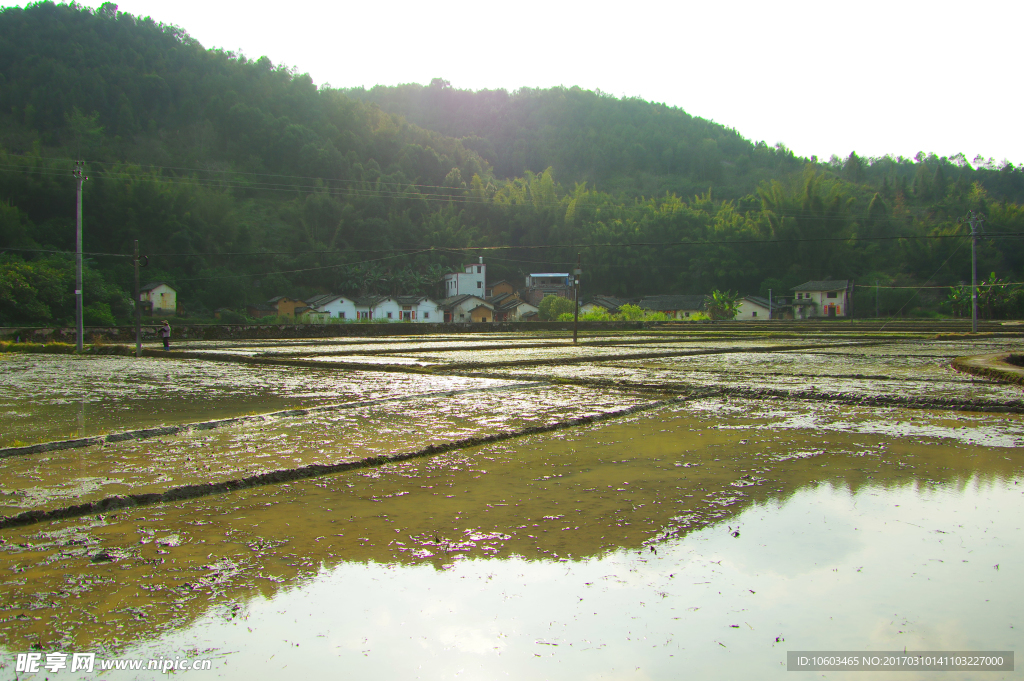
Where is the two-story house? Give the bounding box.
[791,280,851,319]
[444,258,488,298]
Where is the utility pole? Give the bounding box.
[968,211,984,334]
[73,161,87,351]
[875,280,879,319]
[573,254,581,345]
[768,289,772,321]
[134,240,142,357]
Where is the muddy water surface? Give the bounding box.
[0,355,512,447]
[1,399,1021,679]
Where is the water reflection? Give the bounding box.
[1,402,1022,679]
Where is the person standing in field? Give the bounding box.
[159,320,171,350]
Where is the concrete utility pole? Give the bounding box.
[134,240,142,357]
[768,289,772,320]
[573,254,581,345]
[73,161,87,351]
[968,211,984,334]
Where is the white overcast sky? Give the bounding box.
[16,0,1024,165]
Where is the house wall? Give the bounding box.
[317,298,358,320]
[508,303,538,321]
[357,298,402,321]
[793,290,847,317]
[142,285,176,315]
[411,300,442,322]
[489,281,515,297]
[273,298,307,318]
[737,299,771,320]
[444,263,487,297]
[470,306,491,323]
[449,297,493,322]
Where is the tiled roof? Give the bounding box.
[395,295,432,305]
[441,295,491,310]
[792,280,849,292]
[140,281,172,292]
[354,295,390,307]
[742,295,784,310]
[585,295,632,310]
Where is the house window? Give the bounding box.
[387,312,393,319]
[358,311,369,320]
[339,312,345,319]
[827,292,838,299]
[685,312,690,317]
[477,281,482,288]
[477,266,482,273]
[460,313,465,319]
[424,312,430,319]
[752,311,758,317]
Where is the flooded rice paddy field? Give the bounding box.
[0,383,654,514]
[0,355,513,447]
[0,398,1023,679]
[0,332,1022,679]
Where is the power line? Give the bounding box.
[1,247,132,258]
[855,282,1022,289]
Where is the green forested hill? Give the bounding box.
[343,80,803,198]
[1,2,1022,325]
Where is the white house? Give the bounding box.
[355,295,399,321]
[737,295,782,320]
[791,280,851,319]
[140,282,176,316]
[441,294,494,322]
[305,294,358,320]
[444,257,487,297]
[395,295,442,322]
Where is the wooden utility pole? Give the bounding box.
[73,161,87,351]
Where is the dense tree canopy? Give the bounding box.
[1,2,1022,324]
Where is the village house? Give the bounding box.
[442,294,494,322]
[139,282,176,317]
[487,292,539,321]
[736,295,788,320]
[444,257,488,297]
[304,294,358,320]
[636,294,708,320]
[581,295,631,315]
[395,295,441,322]
[522,272,572,306]
[485,280,516,298]
[354,295,397,321]
[265,295,307,319]
[791,280,851,319]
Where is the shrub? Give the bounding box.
[538,295,576,320]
